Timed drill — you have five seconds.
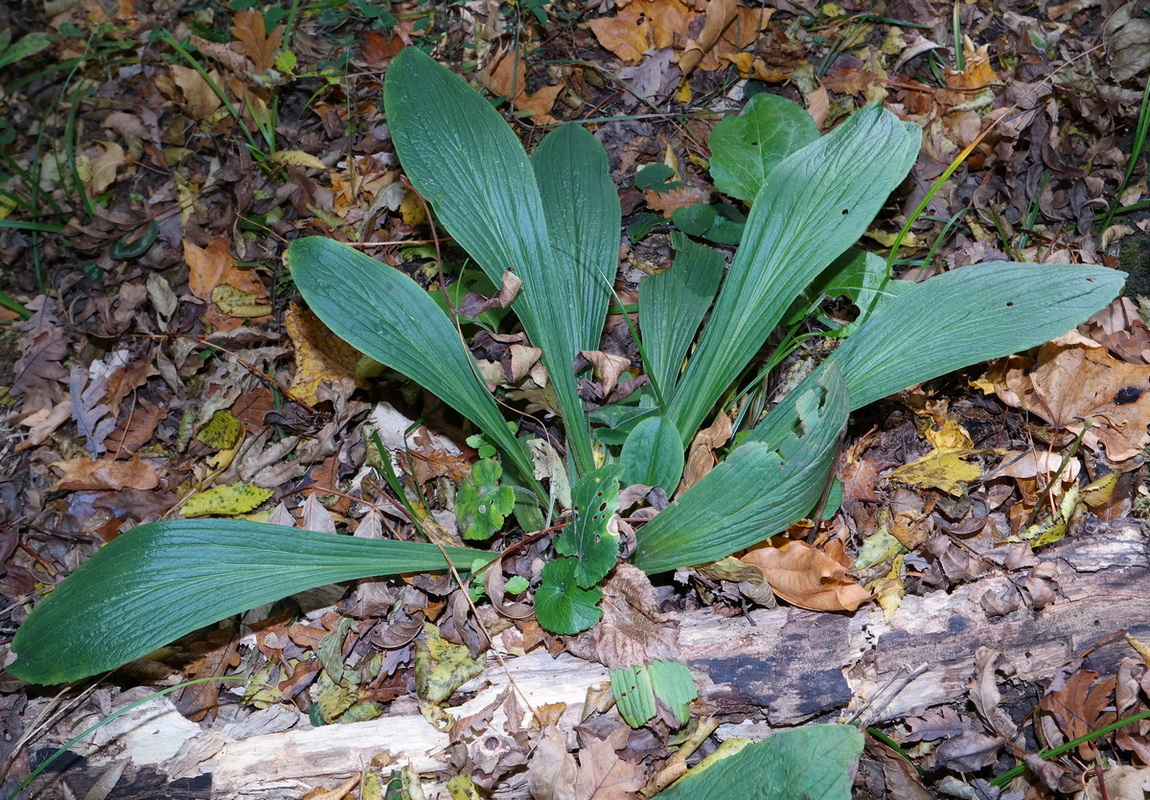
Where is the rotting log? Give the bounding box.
[17,519,1149,799]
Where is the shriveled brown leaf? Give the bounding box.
[981,331,1150,461]
[480,49,562,121]
[573,724,645,800]
[53,454,160,491]
[740,539,872,611]
[588,0,691,64]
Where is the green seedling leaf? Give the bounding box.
[638,231,724,397]
[701,203,746,245]
[9,520,479,684]
[504,575,529,594]
[555,464,624,587]
[612,659,698,728]
[672,203,717,237]
[456,458,516,540]
[635,163,683,192]
[619,416,685,495]
[708,92,821,202]
[0,31,51,71]
[386,47,618,476]
[633,364,847,574]
[286,237,541,500]
[666,103,921,439]
[182,483,273,517]
[658,724,864,800]
[535,557,604,635]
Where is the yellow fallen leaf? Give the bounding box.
[210,284,273,317]
[887,420,983,495]
[183,483,273,517]
[271,149,326,171]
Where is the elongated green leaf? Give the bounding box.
[638,232,724,397]
[658,725,863,800]
[619,416,685,495]
[633,364,847,574]
[708,92,820,202]
[286,237,540,495]
[384,47,599,475]
[754,262,1125,442]
[10,521,479,684]
[667,104,921,438]
[533,123,620,354]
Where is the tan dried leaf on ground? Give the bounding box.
[588,0,692,64]
[740,539,872,612]
[480,49,563,121]
[980,332,1150,461]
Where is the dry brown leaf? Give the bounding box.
[982,332,1150,461]
[644,184,710,217]
[230,7,283,72]
[574,724,645,800]
[580,350,632,397]
[168,64,223,119]
[1040,670,1116,760]
[185,238,270,332]
[588,0,692,64]
[528,723,578,800]
[285,302,370,405]
[86,141,127,195]
[481,49,562,121]
[740,539,871,611]
[679,411,732,492]
[693,4,776,72]
[678,0,736,76]
[53,454,160,491]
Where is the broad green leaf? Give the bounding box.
[9,520,478,685]
[532,123,620,355]
[619,416,685,495]
[658,725,864,800]
[708,92,821,202]
[790,248,901,333]
[0,31,51,70]
[535,557,603,634]
[613,659,698,728]
[385,47,605,476]
[286,237,540,498]
[555,464,624,588]
[672,203,717,236]
[667,104,921,438]
[755,261,1125,440]
[638,231,724,397]
[633,365,848,574]
[612,664,655,727]
[456,458,516,540]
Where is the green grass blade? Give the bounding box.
[384,47,598,476]
[666,104,921,438]
[638,232,724,399]
[9,520,479,685]
[286,237,540,494]
[633,364,847,574]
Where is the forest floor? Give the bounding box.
[3,0,1150,798]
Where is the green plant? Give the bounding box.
[9,47,1123,685]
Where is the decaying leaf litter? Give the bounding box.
[3,0,1150,797]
